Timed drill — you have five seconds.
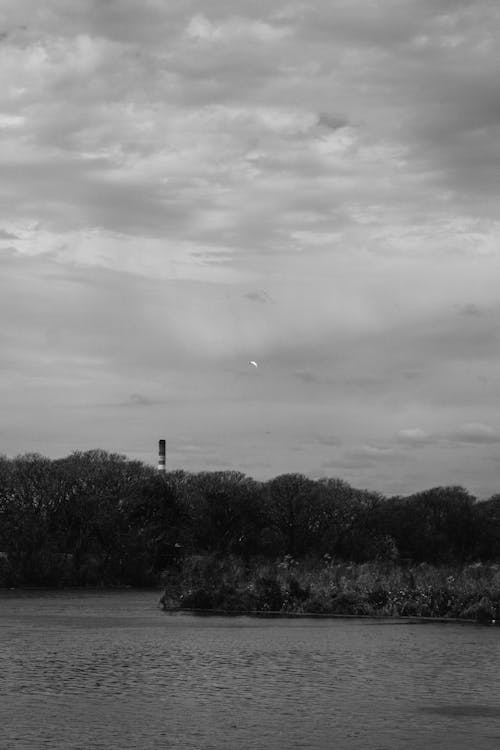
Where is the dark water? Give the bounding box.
[1,590,500,749]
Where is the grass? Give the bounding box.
[160,555,500,622]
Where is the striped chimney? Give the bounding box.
[158,439,166,472]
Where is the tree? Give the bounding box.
[122,470,190,583]
[264,474,327,557]
[384,486,476,563]
[0,453,65,583]
[473,494,500,560]
[50,450,151,584]
[183,471,264,557]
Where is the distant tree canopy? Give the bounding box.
[0,451,497,586]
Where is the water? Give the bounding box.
[1,590,500,749]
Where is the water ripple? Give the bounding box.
[1,591,500,749]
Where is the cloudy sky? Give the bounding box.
[1,0,500,496]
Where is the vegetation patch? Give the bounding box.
[1,450,500,624]
[160,555,500,622]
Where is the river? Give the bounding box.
[1,589,500,749]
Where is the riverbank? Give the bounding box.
[160,556,500,623]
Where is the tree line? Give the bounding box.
[0,450,499,587]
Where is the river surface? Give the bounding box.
[1,589,500,749]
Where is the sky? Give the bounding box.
[1,0,500,497]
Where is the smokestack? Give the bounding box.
[158,439,166,472]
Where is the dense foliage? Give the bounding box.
[0,450,499,588]
[163,556,500,623]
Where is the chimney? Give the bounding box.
[158,439,166,472]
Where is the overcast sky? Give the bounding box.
[1,0,500,496]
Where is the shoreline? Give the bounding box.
[161,606,482,624]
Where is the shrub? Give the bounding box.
[253,576,284,611]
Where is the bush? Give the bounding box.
[330,591,364,615]
[461,596,495,623]
[253,576,284,611]
[158,556,500,621]
[366,587,389,608]
[180,588,217,610]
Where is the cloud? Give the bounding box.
[243,289,273,304]
[448,422,500,444]
[457,303,484,317]
[312,435,342,447]
[395,422,500,451]
[323,444,406,472]
[317,112,349,131]
[397,428,433,446]
[1,0,500,496]
[2,0,499,266]
[124,393,158,407]
[0,228,18,239]
[185,14,291,43]
[293,370,320,384]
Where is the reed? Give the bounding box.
[160,555,500,622]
